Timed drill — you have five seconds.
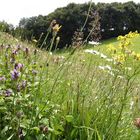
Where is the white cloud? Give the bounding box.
[0,0,139,26]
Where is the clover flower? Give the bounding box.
[11,69,20,80]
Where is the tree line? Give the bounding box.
[0,1,140,49]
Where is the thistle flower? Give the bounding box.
[11,69,20,80]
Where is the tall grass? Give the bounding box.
[0,29,140,140]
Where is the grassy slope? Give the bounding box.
[87,35,140,53]
[0,32,140,139]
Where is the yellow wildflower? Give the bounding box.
[53,24,62,32]
[114,54,126,63]
[117,35,124,41]
[32,39,38,43]
[107,44,117,53]
[134,53,140,61]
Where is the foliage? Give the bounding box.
[14,1,140,49]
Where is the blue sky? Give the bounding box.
[0,0,139,26]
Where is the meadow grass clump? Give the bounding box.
[0,30,140,140]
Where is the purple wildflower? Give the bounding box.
[12,50,18,55]
[22,80,27,88]
[17,84,21,92]
[0,76,6,82]
[5,89,12,97]
[11,69,20,80]
[17,80,27,92]
[15,63,24,71]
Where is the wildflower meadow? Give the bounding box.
[0,1,140,138]
[0,22,140,140]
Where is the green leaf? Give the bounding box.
[0,106,7,112]
[31,127,40,133]
[66,115,73,123]
[1,126,9,134]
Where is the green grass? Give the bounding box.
[86,35,140,53]
[0,31,140,140]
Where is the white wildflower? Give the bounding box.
[108,71,114,76]
[125,67,132,71]
[93,50,100,55]
[89,41,101,45]
[106,58,113,62]
[84,49,94,54]
[100,53,107,59]
[117,75,124,79]
[84,49,100,55]
[105,65,112,71]
[130,100,134,110]
[98,66,105,70]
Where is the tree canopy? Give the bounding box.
[2,1,140,49]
